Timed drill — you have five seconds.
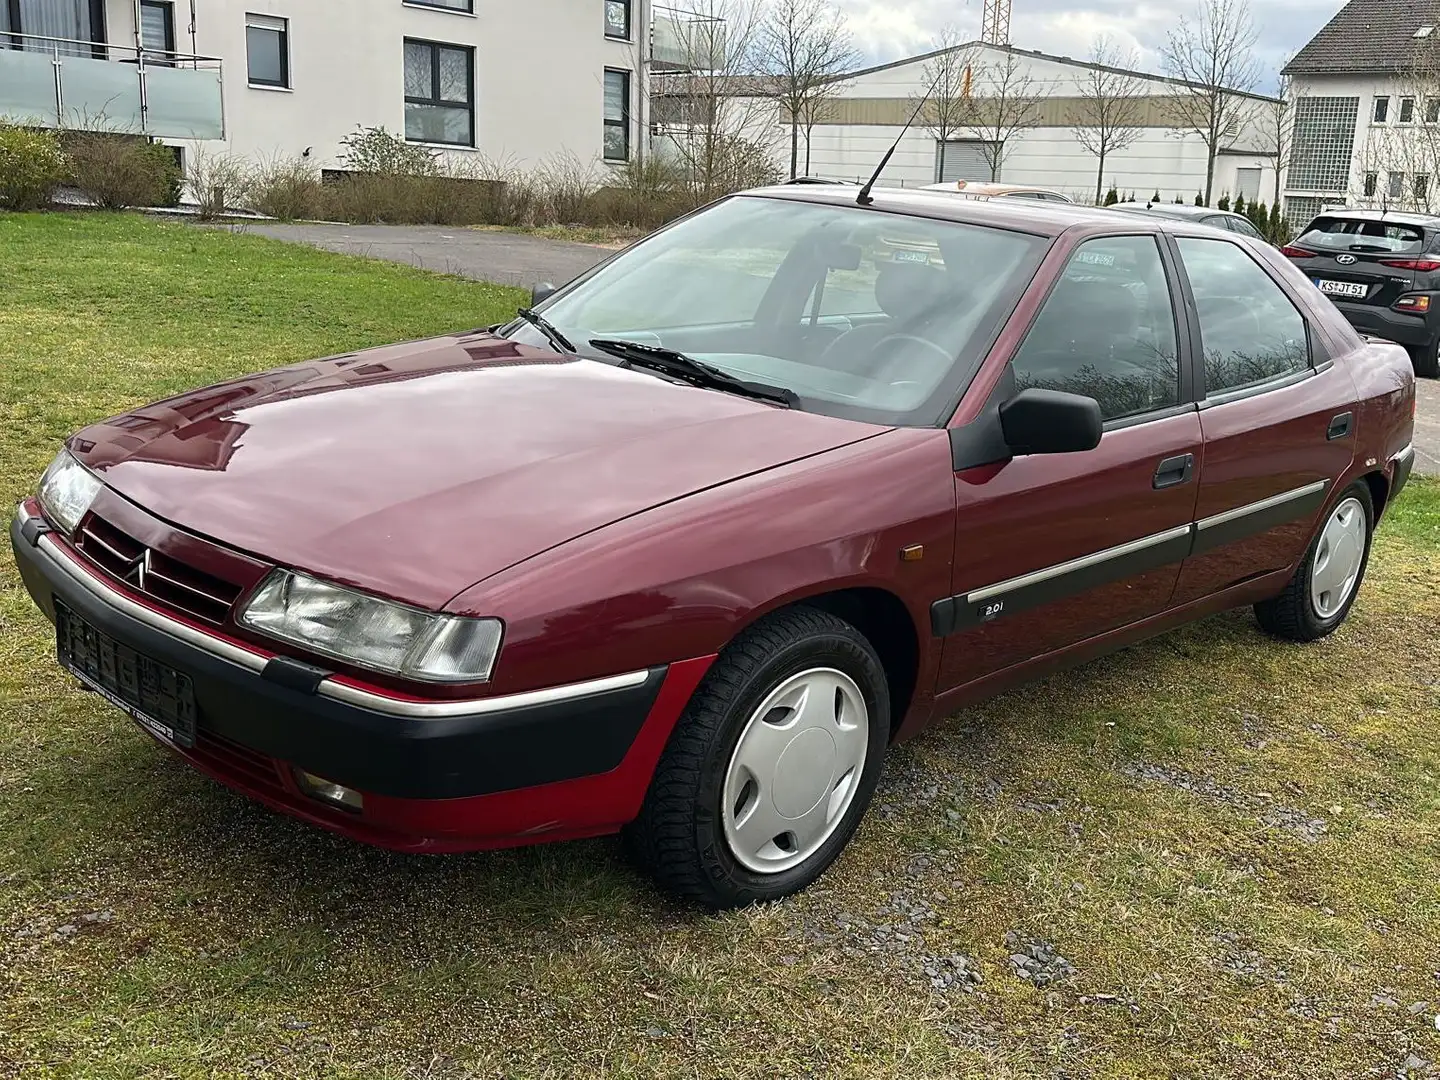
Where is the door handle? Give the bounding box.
[1153,453,1195,489]
[1327,412,1354,440]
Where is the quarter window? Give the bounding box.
[1009,235,1181,422]
[1176,237,1309,396]
[605,0,630,39]
[404,38,474,146]
[604,68,630,161]
[245,13,288,88]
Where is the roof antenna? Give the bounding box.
[857,63,950,206]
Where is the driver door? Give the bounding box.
[934,233,1204,693]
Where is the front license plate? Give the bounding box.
[55,601,197,748]
[1315,279,1368,299]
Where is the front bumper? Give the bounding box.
[1331,300,1437,348]
[10,502,713,851]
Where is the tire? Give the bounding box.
[1407,338,1440,379]
[624,606,889,910]
[1254,481,1374,642]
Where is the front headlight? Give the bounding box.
[238,570,503,684]
[37,449,103,535]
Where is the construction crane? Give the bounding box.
[981,0,1012,45]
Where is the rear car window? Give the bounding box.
[1297,217,1427,254]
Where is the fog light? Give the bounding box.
[293,769,364,813]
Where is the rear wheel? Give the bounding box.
[624,607,889,909]
[1254,481,1373,642]
[1407,337,1440,378]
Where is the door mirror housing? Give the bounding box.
[531,282,557,307]
[999,388,1103,455]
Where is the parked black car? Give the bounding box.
[1281,209,1440,377]
[1109,201,1268,242]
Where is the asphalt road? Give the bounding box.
[217,222,611,290]
[1414,376,1440,477]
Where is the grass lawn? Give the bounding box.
[2,211,1439,1079]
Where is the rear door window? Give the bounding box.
[1296,216,1427,254]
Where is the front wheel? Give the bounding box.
[1254,481,1374,642]
[624,607,889,909]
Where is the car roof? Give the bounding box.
[921,181,1069,198]
[1110,202,1241,221]
[745,183,1154,237]
[1299,207,1440,228]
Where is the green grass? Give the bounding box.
[3,211,1440,1079]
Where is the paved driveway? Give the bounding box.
[1414,376,1440,477]
[218,222,611,290]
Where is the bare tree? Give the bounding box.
[911,27,976,183]
[651,0,782,196]
[755,0,860,178]
[1160,0,1262,204]
[1069,36,1147,204]
[1260,67,1296,206]
[962,49,1050,182]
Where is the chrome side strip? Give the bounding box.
[28,522,651,720]
[967,524,1194,604]
[37,532,269,674]
[315,669,652,719]
[1195,480,1329,533]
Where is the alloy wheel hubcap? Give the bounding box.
[721,668,869,875]
[1309,496,1366,620]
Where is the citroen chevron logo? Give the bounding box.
[126,549,152,591]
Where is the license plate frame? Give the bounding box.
[55,601,198,748]
[1314,278,1368,299]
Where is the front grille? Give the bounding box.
[75,514,243,625]
[190,730,287,797]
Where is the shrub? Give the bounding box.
[1151,190,1161,204]
[189,145,252,220]
[1248,199,1269,234]
[534,152,599,224]
[1217,193,1231,211]
[337,125,437,176]
[1103,183,1119,206]
[1174,194,1184,204]
[592,155,693,229]
[65,133,182,209]
[246,155,325,220]
[1231,193,1245,217]
[1194,192,1204,205]
[0,123,68,211]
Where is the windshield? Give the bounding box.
[506,195,1049,426]
[1297,216,1428,254]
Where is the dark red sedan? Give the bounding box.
[11,186,1418,909]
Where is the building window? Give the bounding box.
[1389,171,1405,199]
[1289,96,1360,193]
[245,14,289,88]
[1364,171,1378,196]
[1417,174,1430,200]
[406,0,474,12]
[1400,96,1416,123]
[1373,96,1390,122]
[2,0,107,57]
[1427,98,1440,124]
[139,1,175,62]
[404,38,474,146]
[603,68,630,160]
[605,0,630,38]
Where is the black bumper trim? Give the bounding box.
[10,511,668,800]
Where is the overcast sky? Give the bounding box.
[830,0,1344,94]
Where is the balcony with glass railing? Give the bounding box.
[0,33,224,139]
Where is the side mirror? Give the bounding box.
[999,388,1103,455]
[530,282,557,307]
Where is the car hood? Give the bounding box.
[70,331,888,609]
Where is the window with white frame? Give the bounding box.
[604,68,630,161]
[245,13,289,88]
[1389,171,1405,199]
[1373,95,1390,122]
[404,38,474,146]
[1400,96,1416,123]
[407,0,474,12]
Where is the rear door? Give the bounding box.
[1166,233,1358,606]
[935,232,1203,691]
[1292,215,1431,308]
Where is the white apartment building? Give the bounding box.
[673,43,1280,205]
[0,0,660,173]
[1282,0,1440,224]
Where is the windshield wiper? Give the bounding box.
[588,338,799,407]
[516,307,576,354]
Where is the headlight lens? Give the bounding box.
[37,450,103,535]
[238,570,503,684]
